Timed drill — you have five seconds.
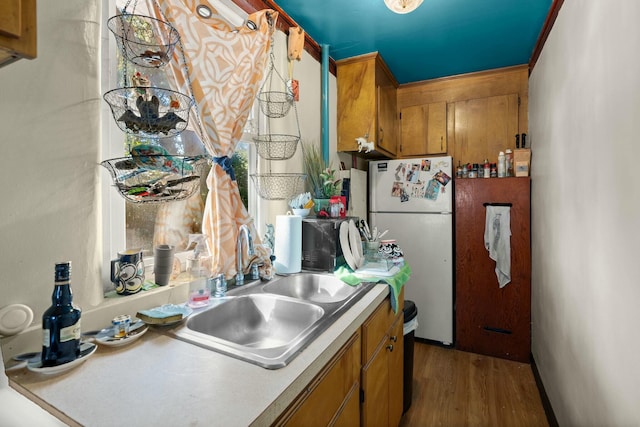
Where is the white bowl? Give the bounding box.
[291,208,310,217]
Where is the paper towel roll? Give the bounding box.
[274,214,302,274]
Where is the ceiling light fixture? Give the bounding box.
[384,0,423,14]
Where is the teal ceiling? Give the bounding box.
[273,0,552,84]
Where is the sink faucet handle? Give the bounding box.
[249,263,261,280]
[213,273,227,298]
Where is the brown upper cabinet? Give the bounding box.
[0,0,37,67]
[337,52,398,158]
[399,101,447,157]
[397,65,528,163]
[449,93,520,165]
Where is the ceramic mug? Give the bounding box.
[379,240,403,260]
[111,249,144,295]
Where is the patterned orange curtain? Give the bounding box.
[154,1,276,278]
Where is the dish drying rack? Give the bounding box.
[101,0,207,204]
[250,39,305,200]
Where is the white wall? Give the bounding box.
[529,1,640,425]
[0,1,103,316]
[0,1,335,351]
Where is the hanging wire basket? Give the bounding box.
[104,87,194,138]
[107,14,180,68]
[253,134,300,160]
[250,173,306,200]
[256,91,294,119]
[101,155,207,204]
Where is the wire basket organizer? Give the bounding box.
[107,14,180,68]
[253,133,300,160]
[256,91,294,119]
[104,87,194,138]
[101,155,207,204]
[250,173,306,200]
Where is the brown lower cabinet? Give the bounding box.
[455,177,531,363]
[275,291,404,426]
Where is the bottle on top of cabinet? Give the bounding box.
[497,151,506,178]
[505,149,514,177]
[42,262,82,367]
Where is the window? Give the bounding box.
[102,0,256,294]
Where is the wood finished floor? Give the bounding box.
[399,343,549,427]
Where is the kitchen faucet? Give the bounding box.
[235,224,255,285]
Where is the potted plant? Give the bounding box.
[302,142,342,214]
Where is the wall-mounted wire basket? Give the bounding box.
[101,155,207,204]
[104,87,194,137]
[107,14,180,68]
[253,134,300,160]
[250,173,306,200]
[256,91,294,118]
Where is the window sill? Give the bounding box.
[1,278,190,363]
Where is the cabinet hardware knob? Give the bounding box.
[386,344,394,352]
[390,336,397,342]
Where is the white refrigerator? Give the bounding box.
[369,156,453,345]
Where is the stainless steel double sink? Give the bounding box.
[170,272,373,369]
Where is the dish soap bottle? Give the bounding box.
[42,262,82,367]
[187,234,212,308]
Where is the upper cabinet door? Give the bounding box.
[376,81,398,157]
[337,53,398,158]
[449,93,519,165]
[0,0,37,67]
[400,101,447,157]
[337,58,377,152]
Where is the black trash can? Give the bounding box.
[403,300,418,414]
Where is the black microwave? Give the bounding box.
[301,217,356,271]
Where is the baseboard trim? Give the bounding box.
[530,354,560,427]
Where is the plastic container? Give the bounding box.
[186,234,212,308]
[403,300,418,414]
[497,151,506,178]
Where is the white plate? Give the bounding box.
[348,220,364,268]
[0,304,34,336]
[27,342,97,375]
[95,320,148,347]
[339,221,357,271]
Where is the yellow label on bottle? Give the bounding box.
[43,328,50,347]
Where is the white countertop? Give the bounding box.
[8,284,389,426]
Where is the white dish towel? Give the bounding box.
[484,206,512,288]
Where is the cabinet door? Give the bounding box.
[361,342,389,426]
[0,0,36,67]
[426,102,447,154]
[454,178,531,362]
[400,102,447,157]
[276,332,361,426]
[450,94,519,165]
[337,59,377,152]
[377,81,398,157]
[331,383,360,427]
[388,315,404,427]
